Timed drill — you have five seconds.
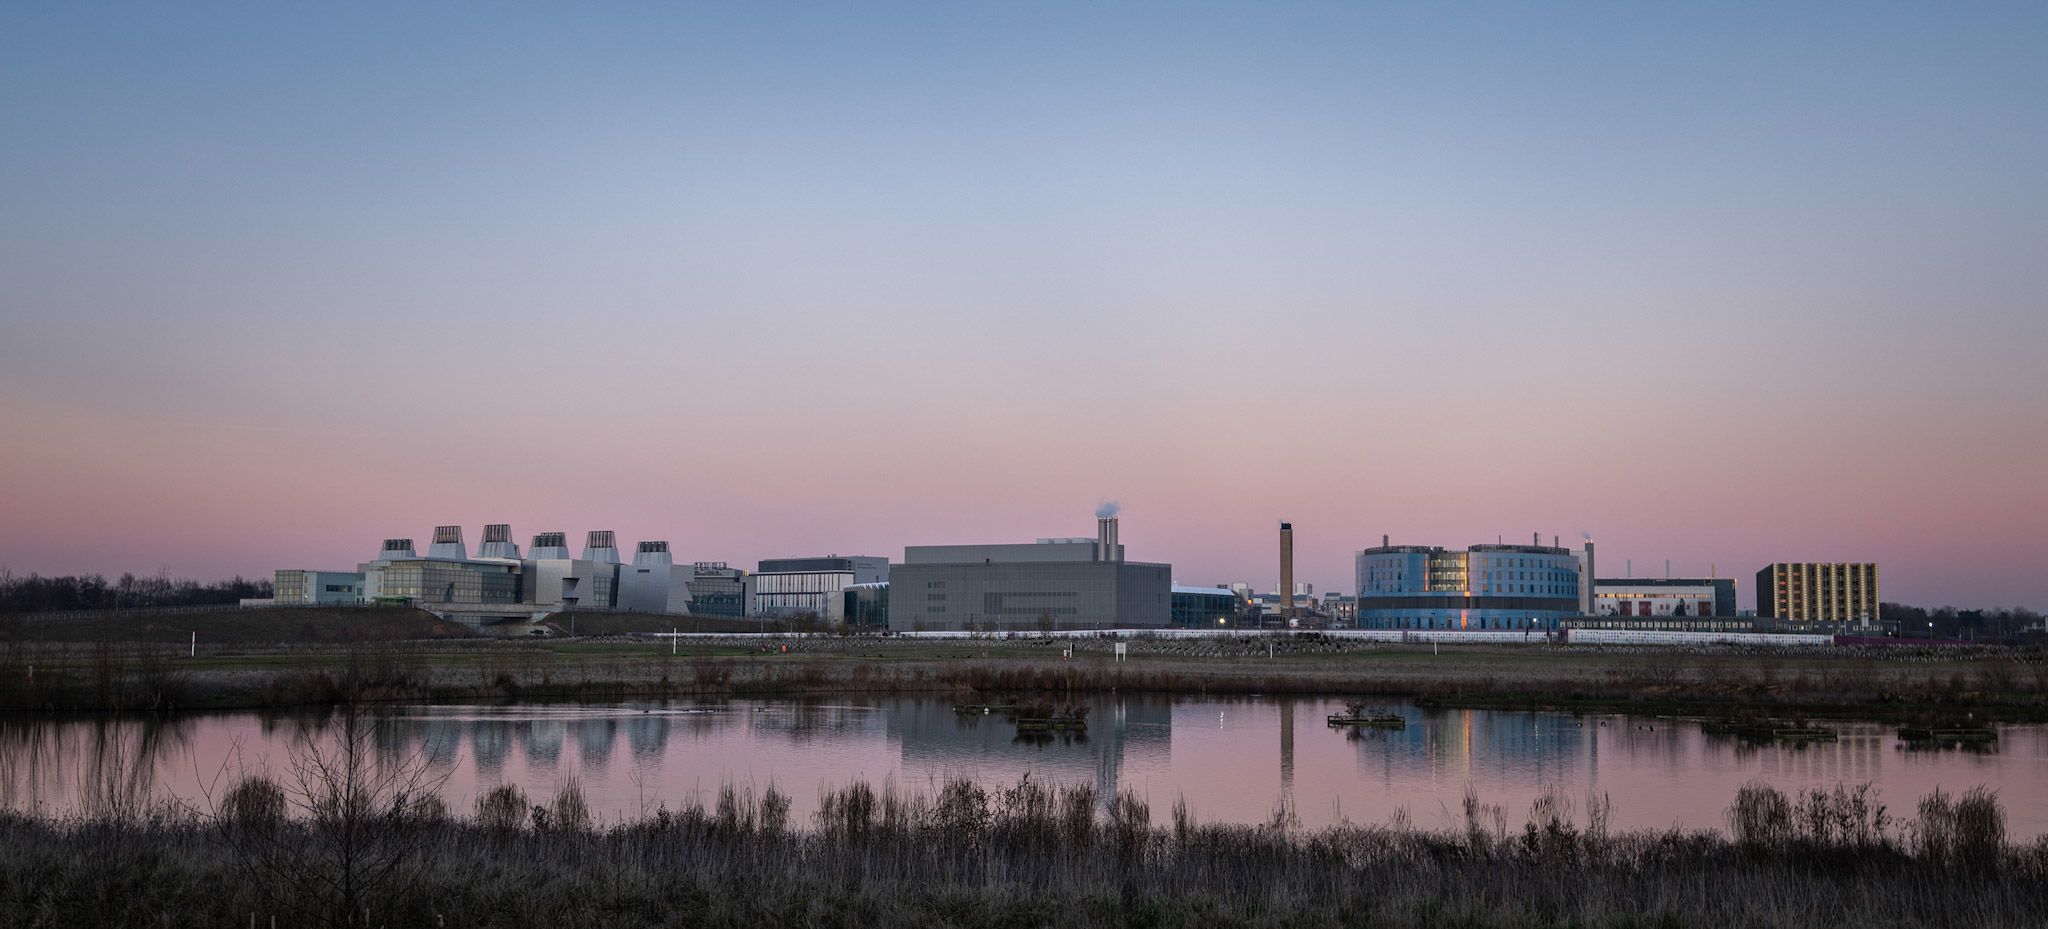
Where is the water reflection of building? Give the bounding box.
[521,720,565,771]
[626,713,670,760]
[888,697,1172,803]
[470,720,513,775]
[419,718,463,769]
[578,718,618,773]
[745,702,891,744]
[1757,731,1888,784]
[1348,709,1591,785]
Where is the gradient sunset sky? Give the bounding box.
[3,2,2045,607]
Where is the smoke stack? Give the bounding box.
[1665,559,1670,579]
[377,538,417,560]
[1279,522,1295,619]
[633,540,673,567]
[479,523,521,560]
[1579,539,1596,615]
[529,532,570,560]
[1096,515,1120,563]
[427,525,467,561]
[583,530,620,564]
[1534,532,1541,546]
[1382,534,1389,547]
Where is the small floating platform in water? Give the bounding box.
[1014,716,1087,732]
[1702,721,1838,743]
[1326,714,1407,729]
[1898,726,1997,743]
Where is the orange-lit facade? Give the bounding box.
[1755,562,1879,629]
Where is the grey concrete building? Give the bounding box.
[887,515,1170,631]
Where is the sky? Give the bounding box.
[2,2,2045,608]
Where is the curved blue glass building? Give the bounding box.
[1354,541,1581,631]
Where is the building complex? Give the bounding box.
[886,513,1172,631]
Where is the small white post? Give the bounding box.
[190,630,196,658]
[672,629,677,655]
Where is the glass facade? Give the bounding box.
[272,569,364,605]
[684,564,747,618]
[1171,587,1239,627]
[1355,544,1580,630]
[373,561,518,604]
[843,583,889,626]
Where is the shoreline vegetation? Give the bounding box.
[4,755,2040,928]
[2,609,2045,720]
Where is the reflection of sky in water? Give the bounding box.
[1,700,2043,835]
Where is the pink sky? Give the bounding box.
[3,3,2046,608]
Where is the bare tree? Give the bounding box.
[218,705,449,928]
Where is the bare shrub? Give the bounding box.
[1790,783,1891,848]
[1108,788,1151,859]
[543,777,590,833]
[760,783,791,835]
[1920,787,2005,866]
[817,780,875,840]
[1728,783,1791,852]
[220,775,287,834]
[475,784,528,833]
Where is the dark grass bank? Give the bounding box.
[0,628,2044,719]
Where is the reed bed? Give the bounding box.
[0,772,2041,928]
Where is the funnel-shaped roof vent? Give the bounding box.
[633,540,673,567]
[583,530,620,565]
[427,525,467,560]
[478,523,521,560]
[528,531,570,560]
[378,538,417,560]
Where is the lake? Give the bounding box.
[4,696,2041,835]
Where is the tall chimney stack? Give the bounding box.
[1579,539,1596,615]
[1279,522,1295,619]
[1094,502,1121,562]
[1095,516,1120,562]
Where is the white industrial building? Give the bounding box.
[275,523,715,626]
[750,555,889,621]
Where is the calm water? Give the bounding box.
[4,697,2043,835]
